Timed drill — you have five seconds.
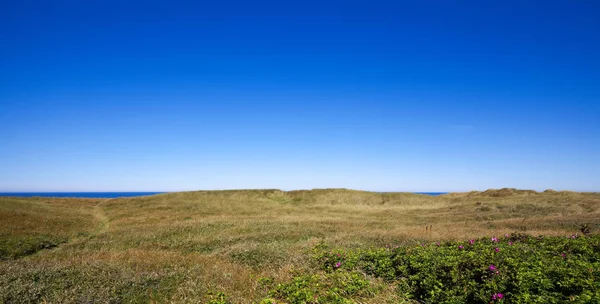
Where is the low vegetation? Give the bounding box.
[0,197,99,260]
[1,188,599,303]
[269,233,600,303]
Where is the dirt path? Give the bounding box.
[92,198,111,235]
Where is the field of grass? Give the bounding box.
[1,188,599,303]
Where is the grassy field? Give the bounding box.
[1,188,599,303]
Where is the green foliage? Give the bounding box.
[206,291,231,304]
[266,234,600,303]
[266,271,377,303]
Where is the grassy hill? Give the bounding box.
[1,189,599,303]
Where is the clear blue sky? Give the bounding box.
[1,1,599,192]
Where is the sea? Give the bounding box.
[0,192,165,198]
[0,191,448,198]
[414,192,448,196]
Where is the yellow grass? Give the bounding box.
[1,188,599,302]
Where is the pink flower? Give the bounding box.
[458,245,464,249]
[421,244,425,247]
[504,234,509,238]
[436,242,440,246]
[469,239,475,245]
[508,241,513,246]
[492,293,504,300]
[489,265,497,271]
[335,262,341,268]
[491,237,499,242]
[495,247,500,252]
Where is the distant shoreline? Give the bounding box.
[0,191,448,198]
[0,192,165,198]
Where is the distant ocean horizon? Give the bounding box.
[413,192,448,196]
[0,191,448,198]
[0,192,165,198]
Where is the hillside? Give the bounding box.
[1,189,599,303]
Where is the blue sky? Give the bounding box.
[1,1,599,192]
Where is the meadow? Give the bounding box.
[1,188,599,303]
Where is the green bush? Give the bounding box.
[267,271,377,303]
[265,234,600,303]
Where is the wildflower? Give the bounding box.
[489,265,497,271]
[508,241,513,246]
[491,237,499,242]
[492,293,504,300]
[469,239,475,245]
[504,234,509,238]
[335,262,341,268]
[571,234,577,239]
[436,242,440,246]
[561,253,566,258]
[458,245,464,249]
[495,247,500,252]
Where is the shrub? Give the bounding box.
[264,234,600,303]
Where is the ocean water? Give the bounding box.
[414,192,448,196]
[0,191,448,198]
[0,192,164,198]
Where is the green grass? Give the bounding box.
[0,197,99,259]
[1,188,599,303]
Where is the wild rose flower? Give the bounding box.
[508,241,513,245]
[469,239,475,245]
[495,247,500,252]
[335,262,341,268]
[458,245,464,249]
[492,293,504,300]
[491,237,499,242]
[489,265,497,271]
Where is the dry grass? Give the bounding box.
[0,197,100,259]
[1,188,599,303]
